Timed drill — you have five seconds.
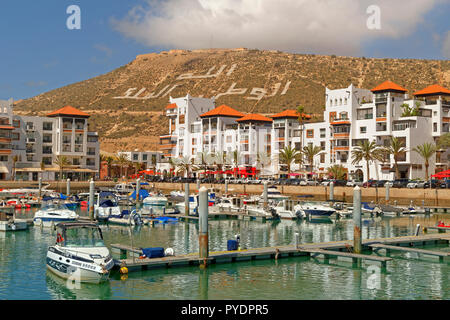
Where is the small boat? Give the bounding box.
[94,192,122,221]
[261,186,289,201]
[272,200,305,219]
[33,201,79,227]
[246,205,280,219]
[143,192,168,206]
[46,222,114,283]
[437,221,450,228]
[107,209,144,226]
[175,194,215,215]
[294,202,336,218]
[169,191,185,201]
[6,199,31,210]
[0,212,27,231]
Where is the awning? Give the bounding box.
[0,166,8,173]
[15,168,43,172]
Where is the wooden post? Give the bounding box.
[225,179,228,194]
[385,183,390,204]
[263,181,268,208]
[353,186,362,254]
[38,177,42,204]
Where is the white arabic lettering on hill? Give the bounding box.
[112,64,291,100]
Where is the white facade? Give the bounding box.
[161,83,450,180]
[117,150,164,169]
[0,99,100,181]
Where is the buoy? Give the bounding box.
[120,266,128,274]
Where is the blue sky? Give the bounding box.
[0,0,449,101]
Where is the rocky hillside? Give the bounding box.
[13,48,450,153]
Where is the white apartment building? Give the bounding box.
[0,100,100,181]
[117,150,164,169]
[160,82,450,181]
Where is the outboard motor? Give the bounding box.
[270,207,279,218]
[132,212,144,226]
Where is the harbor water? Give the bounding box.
[0,206,449,300]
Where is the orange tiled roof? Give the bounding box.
[271,110,311,119]
[166,103,177,110]
[413,84,450,96]
[47,106,90,118]
[200,105,245,118]
[371,81,407,93]
[236,114,273,122]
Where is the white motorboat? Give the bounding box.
[46,222,114,283]
[272,200,305,219]
[246,205,280,219]
[143,192,168,206]
[33,201,79,227]
[294,202,336,218]
[94,191,122,221]
[175,194,215,215]
[261,186,290,201]
[107,209,144,226]
[0,212,27,231]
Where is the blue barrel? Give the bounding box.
[227,240,239,251]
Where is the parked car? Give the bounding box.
[321,180,331,186]
[440,179,450,189]
[299,179,308,186]
[392,178,410,188]
[362,180,377,188]
[306,179,319,186]
[423,180,439,188]
[407,180,424,189]
[373,180,387,188]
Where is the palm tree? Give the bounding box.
[115,153,129,179]
[327,164,347,180]
[257,151,271,176]
[279,146,301,175]
[214,152,226,179]
[302,144,322,173]
[437,132,450,149]
[383,137,407,180]
[413,142,437,180]
[177,156,193,178]
[54,155,70,181]
[231,150,241,178]
[351,140,385,184]
[105,156,115,178]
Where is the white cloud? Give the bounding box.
[442,31,450,59]
[111,0,442,56]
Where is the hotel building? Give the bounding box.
[160,82,450,181]
[0,100,100,181]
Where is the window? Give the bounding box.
[42,146,52,154]
[192,138,197,145]
[133,154,138,161]
[360,127,367,134]
[306,129,314,138]
[433,123,437,132]
[320,141,325,151]
[320,128,326,138]
[11,132,19,141]
[142,154,147,161]
[87,136,98,143]
[43,122,53,131]
[86,158,95,166]
[0,155,7,162]
[320,153,325,163]
[13,120,20,128]
[73,158,80,165]
[43,134,52,143]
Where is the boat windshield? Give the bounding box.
[41,202,70,211]
[64,226,105,248]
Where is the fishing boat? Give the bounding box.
[94,192,121,221]
[294,202,336,218]
[33,201,79,227]
[46,222,114,283]
[143,192,168,206]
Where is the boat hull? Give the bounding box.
[33,217,78,227]
[0,220,28,231]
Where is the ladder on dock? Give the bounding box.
[298,248,392,268]
[368,243,449,262]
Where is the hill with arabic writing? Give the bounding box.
[13,48,450,153]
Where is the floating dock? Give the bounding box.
[111,233,450,273]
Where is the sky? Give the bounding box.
[0,0,449,101]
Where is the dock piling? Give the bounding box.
[263,181,268,207]
[329,182,334,201]
[198,187,209,267]
[185,183,190,216]
[196,179,200,191]
[353,186,362,254]
[225,179,228,194]
[385,184,390,204]
[66,178,70,196]
[136,178,141,206]
[89,179,95,220]
[38,177,42,204]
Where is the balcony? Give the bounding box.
[26,148,36,154]
[26,137,36,144]
[62,144,71,152]
[26,125,35,131]
[74,145,83,152]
